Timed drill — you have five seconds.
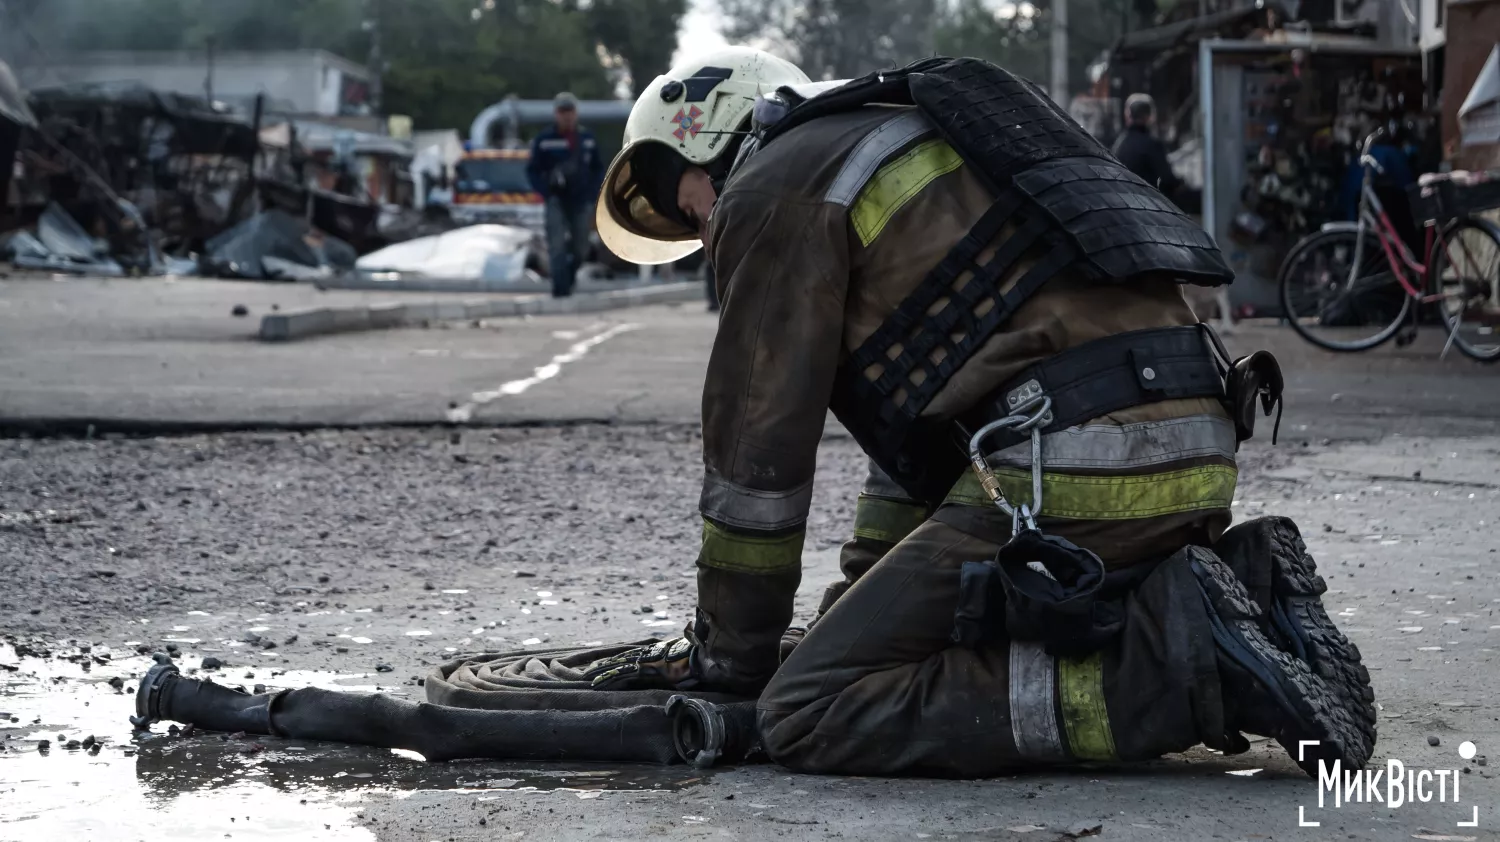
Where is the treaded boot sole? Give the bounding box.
[1189,548,1375,777]
[1262,518,1378,766]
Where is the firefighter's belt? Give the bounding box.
[957,325,1228,454]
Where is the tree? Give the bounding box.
[376,0,611,130]
[722,0,1144,96]
[7,0,626,129]
[720,0,940,80]
[933,0,1049,83]
[581,0,687,95]
[15,0,363,54]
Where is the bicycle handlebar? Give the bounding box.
[1358,127,1389,182]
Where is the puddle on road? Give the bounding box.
[0,642,705,841]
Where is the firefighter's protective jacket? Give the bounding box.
[696,104,1238,582]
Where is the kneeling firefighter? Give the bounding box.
[586,46,1376,776]
[133,48,1375,778]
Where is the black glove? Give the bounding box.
[584,637,694,690]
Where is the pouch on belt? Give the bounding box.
[953,530,1160,657]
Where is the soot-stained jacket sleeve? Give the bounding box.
[696,188,850,575]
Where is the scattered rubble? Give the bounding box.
[201,210,353,281]
[5,203,124,275]
[6,82,258,274]
[4,74,450,282]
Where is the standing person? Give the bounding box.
[528,92,604,298]
[1111,93,1183,198]
[1114,93,1229,329]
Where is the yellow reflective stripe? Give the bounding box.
[1058,652,1117,761]
[850,139,963,246]
[851,494,929,545]
[945,464,1237,520]
[699,518,804,574]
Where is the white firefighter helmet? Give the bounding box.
[596,46,810,265]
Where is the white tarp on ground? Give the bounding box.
[354,224,534,282]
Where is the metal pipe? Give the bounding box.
[1051,0,1069,106]
[470,98,634,148]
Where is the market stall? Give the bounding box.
[1200,38,1430,313]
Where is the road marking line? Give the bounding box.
[447,322,640,422]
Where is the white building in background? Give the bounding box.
[14,50,373,118]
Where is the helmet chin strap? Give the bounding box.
[706,134,745,196]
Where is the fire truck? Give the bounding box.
[448,147,544,231]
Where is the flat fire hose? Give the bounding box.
[134,641,761,766]
[420,641,762,765]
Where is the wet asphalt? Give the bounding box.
[2,281,1500,841]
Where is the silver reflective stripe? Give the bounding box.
[858,458,919,503]
[1009,641,1067,761]
[699,471,813,531]
[988,415,1236,472]
[823,109,935,206]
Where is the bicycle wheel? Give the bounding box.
[1429,216,1500,362]
[1278,228,1411,352]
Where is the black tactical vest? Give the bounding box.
[755,58,1236,503]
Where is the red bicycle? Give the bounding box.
[1277,129,1500,361]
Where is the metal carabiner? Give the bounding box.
[966,395,1050,535]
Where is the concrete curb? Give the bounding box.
[313,275,651,295]
[258,282,701,342]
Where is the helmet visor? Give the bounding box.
[596,142,704,265]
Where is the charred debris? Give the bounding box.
[1,77,451,281]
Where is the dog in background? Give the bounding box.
[1186,284,1235,334]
